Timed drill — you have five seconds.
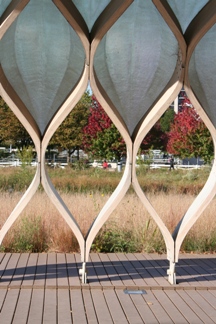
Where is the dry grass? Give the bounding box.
[0,191,215,253]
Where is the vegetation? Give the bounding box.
[0,166,215,254]
[1,93,214,163]
[0,92,215,254]
[167,96,213,163]
[0,165,210,195]
[50,92,92,161]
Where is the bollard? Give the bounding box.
[117,162,122,172]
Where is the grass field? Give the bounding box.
[0,165,215,253]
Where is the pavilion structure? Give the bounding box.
[0,0,216,284]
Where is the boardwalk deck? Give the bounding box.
[0,253,215,323]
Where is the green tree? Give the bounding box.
[160,108,175,133]
[50,92,91,161]
[0,97,32,149]
[83,96,126,161]
[167,96,213,164]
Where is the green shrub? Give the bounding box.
[8,215,47,252]
[92,225,138,253]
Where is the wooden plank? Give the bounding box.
[0,253,6,263]
[184,290,216,322]
[66,253,80,287]
[43,289,57,323]
[0,253,20,287]
[0,289,7,311]
[0,253,11,279]
[103,289,128,323]
[144,254,172,286]
[0,289,19,323]
[91,288,113,323]
[22,253,38,287]
[89,253,111,286]
[177,290,215,323]
[13,288,32,324]
[58,289,72,324]
[33,253,47,287]
[148,253,192,287]
[176,258,199,287]
[107,253,134,286]
[153,290,187,323]
[56,253,69,287]
[119,253,150,286]
[10,253,29,287]
[133,253,161,286]
[116,289,152,324]
[70,289,87,323]
[46,253,57,287]
[179,258,214,287]
[165,289,208,323]
[141,290,173,324]
[87,254,101,287]
[197,290,216,309]
[176,258,203,286]
[82,289,99,324]
[190,258,216,282]
[130,293,159,324]
[27,289,44,323]
[134,253,168,287]
[99,253,123,287]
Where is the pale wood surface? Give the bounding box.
[0,253,215,323]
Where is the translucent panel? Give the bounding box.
[167,0,209,33]
[72,0,110,31]
[1,0,85,135]
[189,24,216,127]
[94,1,178,136]
[0,0,12,17]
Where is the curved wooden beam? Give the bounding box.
[52,0,90,65]
[152,0,186,64]
[132,2,186,263]
[174,87,216,262]
[174,1,216,262]
[0,67,41,152]
[0,0,30,40]
[85,0,134,264]
[184,0,216,61]
[132,54,185,263]
[91,0,133,54]
[42,64,89,150]
[40,157,85,260]
[85,145,132,261]
[0,164,40,245]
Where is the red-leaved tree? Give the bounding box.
[82,96,126,160]
[167,95,213,163]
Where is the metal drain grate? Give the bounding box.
[124,290,147,295]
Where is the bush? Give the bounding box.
[3,215,47,252]
[92,225,138,253]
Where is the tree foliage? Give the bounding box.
[50,92,91,158]
[167,96,213,163]
[83,96,126,160]
[141,121,168,152]
[160,108,175,133]
[0,97,32,148]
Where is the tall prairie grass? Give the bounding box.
[0,165,215,253]
[0,165,211,194]
[0,189,215,253]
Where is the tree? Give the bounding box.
[50,92,91,160]
[140,121,168,152]
[160,108,175,133]
[0,97,32,149]
[167,96,213,164]
[83,96,126,160]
